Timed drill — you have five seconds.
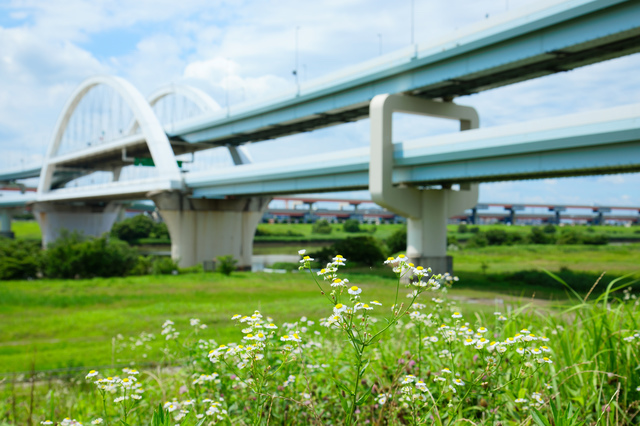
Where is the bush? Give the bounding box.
[469,226,480,234]
[485,229,508,245]
[457,223,468,233]
[582,233,609,245]
[0,239,41,280]
[151,257,179,275]
[217,255,237,276]
[543,223,557,234]
[342,219,361,233]
[311,219,333,235]
[529,227,554,244]
[130,256,153,275]
[111,214,169,244]
[556,229,583,245]
[466,232,488,248]
[311,236,386,266]
[43,231,139,278]
[386,227,407,254]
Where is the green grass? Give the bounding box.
[451,243,640,274]
[0,271,405,373]
[10,220,41,240]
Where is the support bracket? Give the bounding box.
[369,93,479,218]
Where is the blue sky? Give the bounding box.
[0,0,639,207]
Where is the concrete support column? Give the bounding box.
[369,93,479,274]
[33,202,122,247]
[0,210,14,239]
[469,207,478,225]
[150,191,271,268]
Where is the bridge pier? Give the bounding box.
[33,202,122,246]
[151,191,270,269]
[406,186,478,273]
[0,210,15,238]
[369,94,479,274]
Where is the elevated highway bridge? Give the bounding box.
[1,0,640,272]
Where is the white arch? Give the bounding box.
[148,83,220,112]
[128,83,220,135]
[38,75,181,194]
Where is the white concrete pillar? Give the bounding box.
[33,202,122,246]
[0,210,14,239]
[151,191,270,268]
[369,94,480,273]
[405,186,478,273]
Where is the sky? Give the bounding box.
[0,0,639,207]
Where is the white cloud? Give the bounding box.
[597,175,626,184]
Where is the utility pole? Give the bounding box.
[411,0,415,45]
[293,26,300,94]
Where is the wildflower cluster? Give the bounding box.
[39,249,640,425]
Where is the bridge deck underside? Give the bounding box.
[172,1,640,149]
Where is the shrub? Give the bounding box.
[311,219,332,235]
[582,233,609,245]
[151,257,179,275]
[469,226,480,234]
[457,223,468,233]
[342,219,361,233]
[529,227,554,244]
[556,229,583,245]
[485,228,508,245]
[0,239,41,280]
[130,256,153,275]
[543,223,557,234]
[217,255,237,276]
[43,231,139,278]
[311,236,386,266]
[466,232,488,248]
[385,226,407,254]
[111,214,169,244]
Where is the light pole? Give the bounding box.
[293,26,300,94]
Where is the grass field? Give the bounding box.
[1,268,549,375]
[3,221,639,376]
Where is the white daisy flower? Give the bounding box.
[348,286,362,295]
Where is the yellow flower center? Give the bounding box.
[335,304,343,309]
[350,286,359,291]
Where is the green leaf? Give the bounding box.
[531,409,552,426]
[359,359,370,377]
[356,385,373,406]
[332,377,354,397]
